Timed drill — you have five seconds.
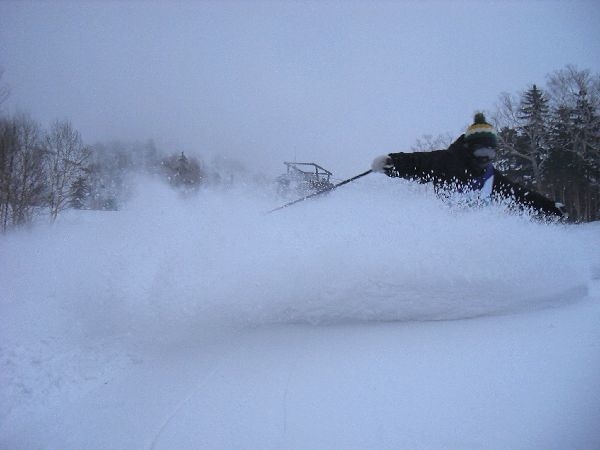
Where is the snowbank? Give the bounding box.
[1,175,599,449]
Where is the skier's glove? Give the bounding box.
[371,154,393,173]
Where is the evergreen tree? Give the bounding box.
[519,84,550,137]
[160,151,204,194]
[516,84,550,190]
[495,126,530,184]
[545,67,600,221]
[493,88,548,189]
[44,120,90,221]
[69,175,90,209]
[494,66,600,221]
[571,88,600,220]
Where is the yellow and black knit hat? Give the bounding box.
[464,113,498,149]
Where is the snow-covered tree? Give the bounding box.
[160,151,204,194]
[69,175,90,210]
[0,114,46,231]
[44,120,90,221]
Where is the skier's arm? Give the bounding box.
[492,172,567,219]
[372,134,465,182]
[372,150,451,183]
[388,151,435,181]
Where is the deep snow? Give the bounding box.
[1,175,599,449]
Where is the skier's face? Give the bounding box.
[472,146,496,169]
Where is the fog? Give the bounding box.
[1,1,600,178]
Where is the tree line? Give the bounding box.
[1,65,599,230]
[0,113,214,232]
[0,107,269,232]
[492,65,599,222]
[412,66,599,222]
[0,116,89,230]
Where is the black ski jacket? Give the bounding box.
[385,135,564,218]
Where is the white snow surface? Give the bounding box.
[1,175,599,449]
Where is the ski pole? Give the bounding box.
[268,169,372,214]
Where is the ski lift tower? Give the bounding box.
[276,162,334,196]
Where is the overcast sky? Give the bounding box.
[1,0,599,178]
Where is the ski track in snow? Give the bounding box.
[148,364,221,450]
[1,176,599,448]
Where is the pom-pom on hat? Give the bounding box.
[464,113,498,149]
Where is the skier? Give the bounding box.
[371,113,567,219]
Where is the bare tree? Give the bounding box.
[411,133,453,152]
[11,114,46,226]
[494,66,600,221]
[0,114,46,231]
[492,92,520,129]
[492,89,549,190]
[0,117,18,231]
[547,66,600,163]
[547,65,600,110]
[44,120,90,221]
[545,66,600,221]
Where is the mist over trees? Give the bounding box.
[0,113,256,231]
[1,65,599,230]
[1,63,256,230]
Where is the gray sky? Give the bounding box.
[1,0,599,178]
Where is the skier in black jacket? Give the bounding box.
[371,113,567,219]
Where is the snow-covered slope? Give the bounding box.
[1,176,599,449]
